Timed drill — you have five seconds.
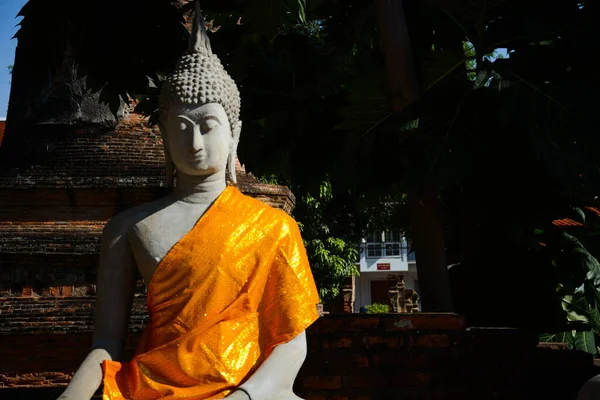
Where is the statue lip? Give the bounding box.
[187,156,207,161]
[187,152,207,161]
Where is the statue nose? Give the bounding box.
[191,125,203,152]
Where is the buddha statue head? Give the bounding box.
[158,1,242,185]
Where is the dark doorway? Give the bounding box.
[370,280,390,307]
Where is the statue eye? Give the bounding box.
[202,119,219,132]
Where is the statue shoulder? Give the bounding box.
[102,199,170,241]
[236,191,298,227]
[255,203,302,240]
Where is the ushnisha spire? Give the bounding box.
[159,0,241,128]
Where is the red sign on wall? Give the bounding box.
[377,263,391,271]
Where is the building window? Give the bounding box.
[384,230,401,242]
[367,232,381,243]
[365,231,408,259]
[385,243,401,257]
[367,243,382,258]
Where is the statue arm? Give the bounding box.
[57,217,138,400]
[228,331,307,400]
[228,217,317,400]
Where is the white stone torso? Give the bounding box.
[123,196,215,284]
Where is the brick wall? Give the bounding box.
[0,313,595,400]
[0,117,165,188]
[0,186,293,296]
[0,112,295,297]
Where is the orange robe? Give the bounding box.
[102,186,320,400]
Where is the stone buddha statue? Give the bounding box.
[57,3,320,399]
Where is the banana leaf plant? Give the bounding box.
[539,208,600,354]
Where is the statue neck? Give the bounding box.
[171,170,227,205]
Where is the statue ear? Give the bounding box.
[227,121,242,184]
[232,120,242,148]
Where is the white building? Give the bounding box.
[354,230,418,312]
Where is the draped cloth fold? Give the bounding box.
[102,186,320,399]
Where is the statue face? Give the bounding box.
[165,103,232,177]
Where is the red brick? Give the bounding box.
[61,286,73,297]
[343,372,431,388]
[303,376,342,389]
[314,353,370,370]
[349,317,380,330]
[311,316,381,333]
[362,335,403,349]
[411,334,451,348]
[372,351,431,369]
[352,355,369,368]
[383,313,466,331]
[323,337,352,349]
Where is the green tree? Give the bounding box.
[258,175,360,300]
[293,180,359,300]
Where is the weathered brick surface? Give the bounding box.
[0,113,294,206]
[0,115,294,296]
[0,314,595,399]
[0,119,165,188]
[294,315,595,400]
[0,297,148,336]
[0,254,99,297]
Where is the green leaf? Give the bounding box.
[562,233,600,287]
[574,331,597,354]
[473,68,493,90]
[539,333,556,342]
[298,0,307,23]
[400,118,420,132]
[572,207,586,223]
[487,72,517,92]
[556,331,575,347]
[589,306,600,331]
[365,303,390,314]
[562,295,589,323]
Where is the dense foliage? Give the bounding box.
[294,180,359,300]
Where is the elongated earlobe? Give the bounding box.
[227,121,242,184]
[227,153,236,184]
